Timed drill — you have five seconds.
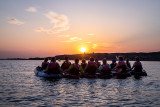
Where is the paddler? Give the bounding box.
[61,56,71,71]
[66,58,82,77]
[112,56,130,73]
[99,58,111,75]
[41,58,49,70]
[45,57,62,74]
[84,57,97,75]
[131,56,143,72]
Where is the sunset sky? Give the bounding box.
[0,0,160,58]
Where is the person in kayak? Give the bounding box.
[110,59,117,69]
[45,57,62,74]
[112,56,130,73]
[95,58,101,68]
[84,57,97,75]
[131,57,143,72]
[99,58,111,75]
[41,58,49,70]
[81,59,87,70]
[61,56,71,71]
[66,58,82,76]
[125,58,131,68]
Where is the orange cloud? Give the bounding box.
[92,44,97,49]
[63,37,82,42]
[88,33,95,36]
[86,42,91,43]
[58,34,70,38]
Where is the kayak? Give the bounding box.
[116,73,131,79]
[34,66,62,78]
[111,71,131,79]
[34,66,147,79]
[80,72,97,78]
[130,70,147,76]
[63,74,80,79]
[96,73,112,79]
[81,74,97,78]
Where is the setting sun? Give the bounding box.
[80,47,86,53]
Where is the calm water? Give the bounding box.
[0,60,160,107]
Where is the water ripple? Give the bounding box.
[0,60,160,106]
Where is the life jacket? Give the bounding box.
[101,64,111,74]
[61,61,71,70]
[88,61,96,67]
[42,62,48,66]
[81,63,87,69]
[50,62,57,69]
[102,64,109,70]
[86,61,97,75]
[134,62,142,72]
[117,61,125,66]
[117,61,126,73]
[47,62,59,74]
[135,62,141,66]
[73,64,79,69]
[41,62,49,70]
[96,62,101,68]
[69,64,80,75]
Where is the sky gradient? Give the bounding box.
[0,0,160,58]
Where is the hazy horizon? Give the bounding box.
[0,0,160,58]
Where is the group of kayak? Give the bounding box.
[34,56,147,79]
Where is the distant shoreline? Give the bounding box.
[0,52,160,61]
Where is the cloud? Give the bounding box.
[88,33,95,36]
[8,18,24,25]
[57,34,70,38]
[35,11,69,34]
[70,37,82,41]
[63,37,82,42]
[92,44,97,49]
[35,26,69,34]
[25,7,37,12]
[86,42,91,43]
[35,27,46,32]
[45,11,69,28]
